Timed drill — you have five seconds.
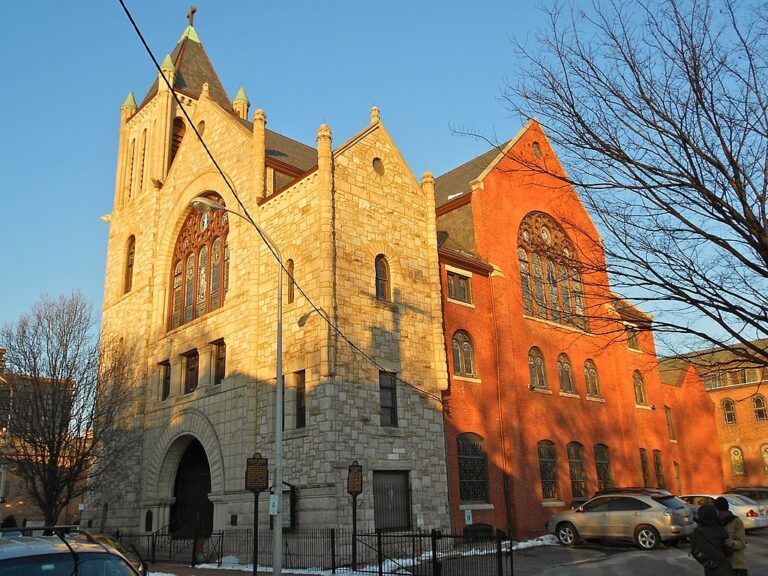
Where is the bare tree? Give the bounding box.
[0,293,138,526]
[495,0,768,365]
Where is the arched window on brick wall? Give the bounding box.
[633,370,647,406]
[168,193,229,330]
[452,330,476,378]
[558,354,575,394]
[594,444,613,491]
[528,347,547,390]
[723,398,737,425]
[537,440,559,501]
[457,433,488,503]
[584,360,600,398]
[517,211,587,330]
[567,442,587,499]
[730,446,746,476]
[753,395,768,421]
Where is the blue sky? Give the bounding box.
[0,1,547,326]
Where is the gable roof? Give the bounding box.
[140,25,230,110]
[434,147,501,207]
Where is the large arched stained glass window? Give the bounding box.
[517,212,587,330]
[594,444,613,491]
[537,440,559,500]
[168,193,229,330]
[584,360,600,398]
[567,442,587,499]
[452,331,476,377]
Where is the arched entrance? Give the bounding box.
[169,439,213,538]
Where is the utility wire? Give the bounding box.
[116,0,444,404]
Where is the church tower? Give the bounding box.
[88,12,450,541]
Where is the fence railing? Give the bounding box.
[118,527,514,576]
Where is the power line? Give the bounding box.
[116,0,444,404]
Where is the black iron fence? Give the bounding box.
[119,527,514,575]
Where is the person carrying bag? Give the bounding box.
[690,503,735,576]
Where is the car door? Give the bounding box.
[576,496,618,538]
[610,497,652,538]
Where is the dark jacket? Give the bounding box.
[692,504,735,576]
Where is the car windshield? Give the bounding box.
[653,496,686,509]
[0,551,137,576]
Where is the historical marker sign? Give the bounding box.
[347,460,363,496]
[245,453,269,493]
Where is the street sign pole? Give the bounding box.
[347,461,363,571]
[246,453,269,576]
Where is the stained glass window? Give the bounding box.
[640,448,651,487]
[458,434,489,503]
[528,348,547,390]
[538,440,559,500]
[168,194,229,330]
[568,442,587,498]
[518,248,534,315]
[584,360,600,397]
[558,354,575,394]
[517,212,587,330]
[653,449,665,488]
[730,446,746,476]
[594,444,613,491]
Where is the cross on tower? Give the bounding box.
[187,6,197,27]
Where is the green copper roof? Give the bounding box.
[121,92,137,110]
[178,25,200,43]
[160,54,175,72]
[234,86,249,103]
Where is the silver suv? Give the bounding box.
[0,532,142,575]
[546,488,694,549]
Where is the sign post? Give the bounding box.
[346,461,363,570]
[245,453,269,575]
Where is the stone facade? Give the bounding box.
[83,23,449,534]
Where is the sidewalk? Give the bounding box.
[148,563,324,576]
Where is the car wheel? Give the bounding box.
[556,522,579,546]
[634,525,661,550]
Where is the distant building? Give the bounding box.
[435,123,724,538]
[661,339,768,491]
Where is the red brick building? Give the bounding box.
[661,341,768,491]
[435,121,725,539]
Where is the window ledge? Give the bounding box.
[635,404,653,411]
[460,503,494,511]
[447,298,475,309]
[559,392,580,399]
[669,439,678,444]
[628,347,643,354]
[378,426,406,437]
[522,314,592,335]
[586,396,605,403]
[542,500,565,508]
[530,387,553,395]
[453,375,482,384]
[285,429,309,440]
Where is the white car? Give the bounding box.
[679,494,768,530]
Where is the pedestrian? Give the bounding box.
[690,503,734,576]
[714,496,748,576]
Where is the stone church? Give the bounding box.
[83,20,450,534]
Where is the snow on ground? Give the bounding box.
[147,536,557,576]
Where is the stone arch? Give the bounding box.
[144,408,225,501]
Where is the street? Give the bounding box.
[512,529,768,575]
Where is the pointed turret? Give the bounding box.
[139,12,230,110]
[159,55,176,91]
[120,93,137,124]
[233,87,250,119]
